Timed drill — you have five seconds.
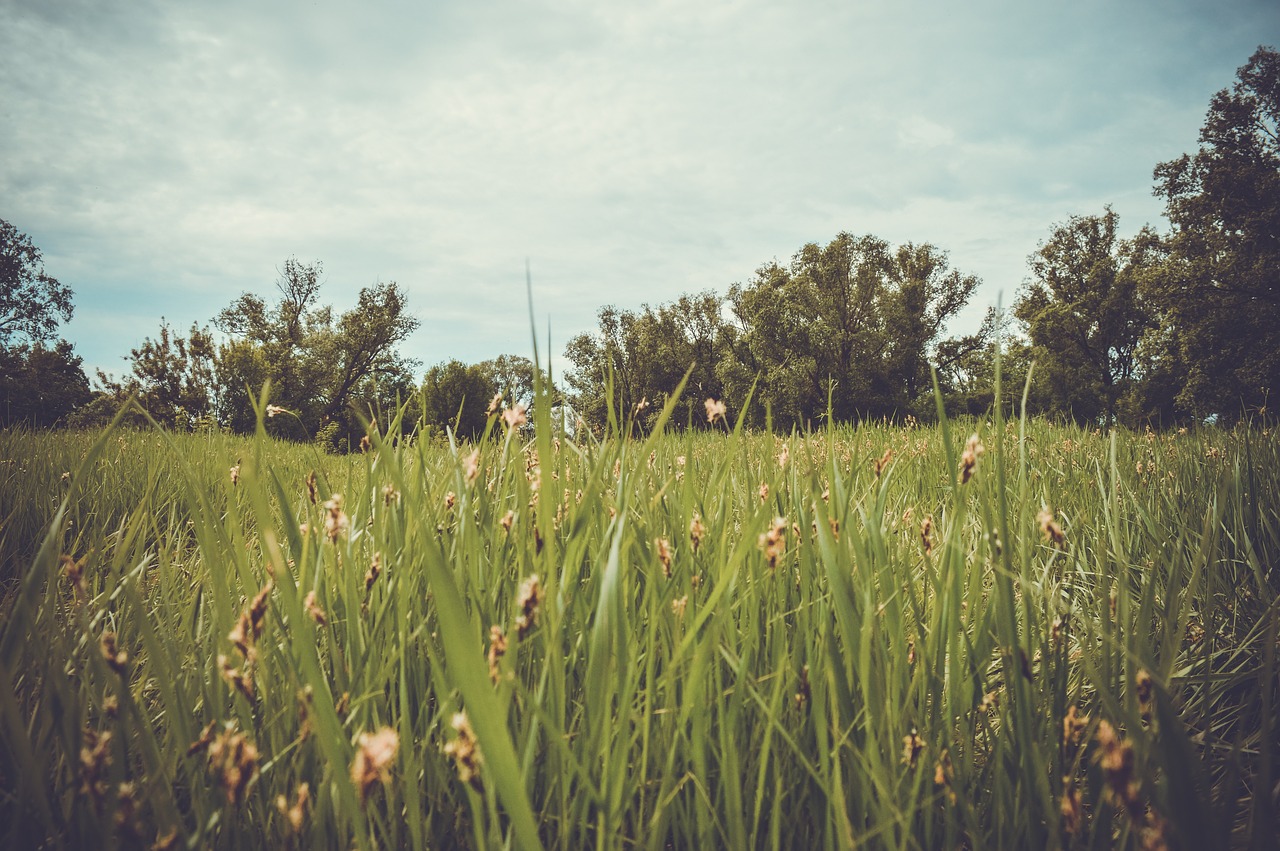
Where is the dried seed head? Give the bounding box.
[266,404,287,418]
[100,632,128,676]
[1095,720,1142,818]
[777,444,789,469]
[1038,507,1065,546]
[442,711,483,792]
[487,625,507,684]
[79,728,112,804]
[515,574,542,639]
[487,392,504,416]
[934,748,955,802]
[795,664,810,709]
[229,464,240,486]
[875,448,893,478]
[671,595,688,619]
[62,553,87,599]
[704,397,727,424]
[365,553,382,595]
[1063,705,1088,752]
[303,591,327,626]
[633,396,649,416]
[689,513,706,552]
[655,537,673,578]
[500,509,515,534]
[218,654,255,701]
[503,403,527,429]
[464,448,480,485]
[208,724,259,805]
[757,517,787,569]
[758,481,769,502]
[902,728,925,768]
[1060,776,1084,835]
[351,727,399,805]
[920,515,934,555]
[1135,669,1154,720]
[276,782,310,835]
[382,483,400,506]
[324,494,349,542]
[186,721,217,757]
[306,471,317,505]
[444,491,456,511]
[960,433,984,484]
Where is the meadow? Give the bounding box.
[0,388,1276,849]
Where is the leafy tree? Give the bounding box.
[0,341,91,427]
[214,258,420,438]
[564,292,732,432]
[92,321,218,429]
[1152,45,1280,419]
[420,360,497,440]
[722,233,979,429]
[1014,208,1160,426]
[0,219,73,346]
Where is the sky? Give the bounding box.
[2,0,1276,381]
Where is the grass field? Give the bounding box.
[1,388,1277,849]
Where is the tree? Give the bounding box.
[0,219,73,346]
[1152,45,1280,419]
[91,321,219,430]
[0,341,91,428]
[721,233,979,429]
[214,259,420,439]
[1014,208,1160,426]
[420,360,497,440]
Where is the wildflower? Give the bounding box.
[100,632,128,676]
[464,448,480,484]
[266,404,286,418]
[324,494,349,542]
[303,591,327,625]
[902,728,925,768]
[757,517,787,569]
[1037,507,1065,546]
[704,397,727,424]
[515,574,542,639]
[655,537,673,578]
[875,448,893,477]
[442,711,483,792]
[503,403,527,429]
[365,553,381,595]
[208,724,259,805]
[229,464,240,486]
[689,513,706,552]
[487,392,503,416]
[960,433,984,484]
[351,727,399,805]
[276,783,310,835]
[920,515,934,555]
[487,625,507,683]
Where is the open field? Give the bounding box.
[1,399,1277,849]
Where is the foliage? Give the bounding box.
[0,340,91,428]
[1014,208,1162,426]
[0,219,74,347]
[1,390,1276,848]
[1152,45,1280,419]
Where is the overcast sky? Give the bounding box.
[3,0,1275,379]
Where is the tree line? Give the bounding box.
[2,46,1276,439]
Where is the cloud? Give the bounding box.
[2,0,1273,378]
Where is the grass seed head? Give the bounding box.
[902,728,925,768]
[443,712,483,792]
[276,782,310,835]
[1038,507,1065,546]
[689,513,706,552]
[960,433,984,484]
[920,515,934,555]
[758,517,787,569]
[100,632,128,676]
[208,724,258,806]
[229,464,240,486]
[488,625,508,683]
[324,494,349,542]
[303,591,327,625]
[351,727,399,805]
[655,537,673,578]
[875,448,893,478]
[503,403,527,429]
[704,397,727,424]
[464,448,480,485]
[305,471,317,504]
[516,574,542,639]
[672,595,688,619]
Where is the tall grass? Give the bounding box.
[0,397,1276,848]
